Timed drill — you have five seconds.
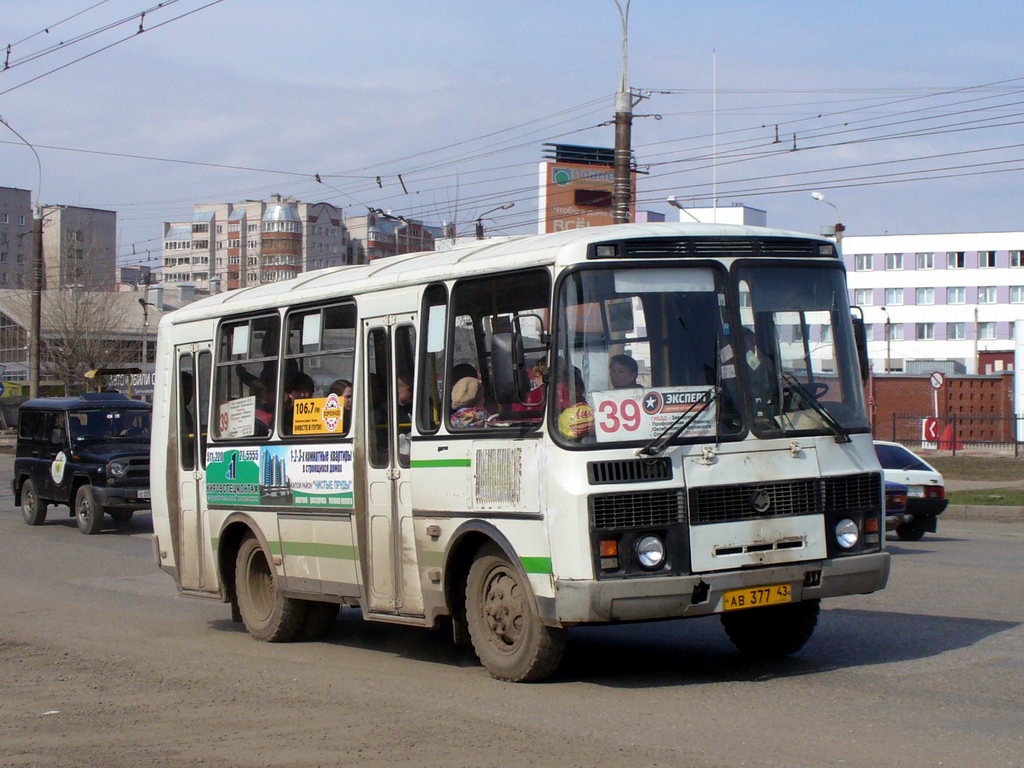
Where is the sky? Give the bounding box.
[3,0,1024,272]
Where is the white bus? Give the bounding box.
[151,222,889,681]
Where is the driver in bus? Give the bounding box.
[608,354,639,389]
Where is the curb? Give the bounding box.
[942,504,1024,524]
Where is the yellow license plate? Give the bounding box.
[722,583,793,611]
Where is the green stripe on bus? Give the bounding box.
[280,542,359,560]
[520,557,552,574]
[410,458,472,468]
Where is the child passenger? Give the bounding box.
[450,376,489,429]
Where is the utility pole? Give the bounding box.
[29,213,42,397]
[612,0,632,225]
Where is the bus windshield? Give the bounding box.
[736,263,868,438]
[553,265,739,446]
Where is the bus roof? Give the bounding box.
[163,221,832,326]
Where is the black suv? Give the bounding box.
[12,393,152,534]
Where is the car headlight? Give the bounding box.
[635,535,666,569]
[835,518,859,549]
[107,460,128,479]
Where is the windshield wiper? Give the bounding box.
[637,387,720,458]
[780,372,849,443]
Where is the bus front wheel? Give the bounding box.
[235,534,306,642]
[721,599,820,658]
[465,546,565,682]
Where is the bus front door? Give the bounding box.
[175,344,213,592]
[362,318,423,616]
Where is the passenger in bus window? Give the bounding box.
[282,372,315,433]
[450,377,489,429]
[608,354,639,389]
[452,362,479,382]
[396,375,413,426]
[252,378,275,437]
[330,378,353,431]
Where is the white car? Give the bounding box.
[874,441,948,541]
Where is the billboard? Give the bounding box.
[537,160,636,234]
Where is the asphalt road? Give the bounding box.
[1,454,1022,767]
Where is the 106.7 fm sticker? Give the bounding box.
[590,387,716,442]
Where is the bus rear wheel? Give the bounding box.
[721,599,820,658]
[465,546,565,682]
[235,534,306,642]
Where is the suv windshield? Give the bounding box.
[735,264,868,437]
[553,265,739,446]
[67,409,151,443]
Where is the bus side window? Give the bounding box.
[196,351,212,465]
[366,329,390,468]
[283,302,356,437]
[448,269,551,429]
[213,314,280,439]
[395,325,415,468]
[178,354,196,470]
[417,284,447,433]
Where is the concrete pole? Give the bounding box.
[29,214,42,398]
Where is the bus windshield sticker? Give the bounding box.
[219,396,256,439]
[205,444,354,508]
[589,386,717,442]
[292,395,345,434]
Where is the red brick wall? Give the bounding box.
[868,373,1014,442]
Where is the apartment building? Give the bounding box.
[843,232,1024,374]
[41,204,117,291]
[161,196,353,298]
[0,187,33,289]
[345,212,441,261]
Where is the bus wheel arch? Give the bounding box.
[217,516,274,621]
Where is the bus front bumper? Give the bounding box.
[550,551,890,625]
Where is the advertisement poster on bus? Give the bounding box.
[291,394,346,435]
[205,444,354,508]
[589,386,717,442]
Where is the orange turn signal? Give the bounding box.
[599,539,618,557]
[864,516,880,533]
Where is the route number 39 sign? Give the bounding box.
[590,386,717,442]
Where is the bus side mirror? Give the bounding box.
[491,333,528,404]
[851,315,869,384]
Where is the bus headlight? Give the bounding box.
[635,535,666,569]
[835,519,859,549]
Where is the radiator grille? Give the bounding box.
[588,457,672,485]
[591,489,686,530]
[122,455,149,486]
[689,479,819,525]
[823,472,881,511]
[689,472,880,525]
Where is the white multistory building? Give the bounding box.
[842,232,1024,374]
[162,196,354,302]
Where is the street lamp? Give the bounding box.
[475,202,514,239]
[879,305,891,374]
[810,191,845,243]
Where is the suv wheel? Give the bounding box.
[20,479,47,526]
[75,485,104,535]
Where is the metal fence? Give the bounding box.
[885,412,1024,455]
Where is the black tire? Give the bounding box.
[74,485,104,535]
[896,517,927,541]
[110,510,134,526]
[465,545,566,682]
[300,601,340,640]
[20,479,47,526]
[721,599,820,659]
[235,534,306,642]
